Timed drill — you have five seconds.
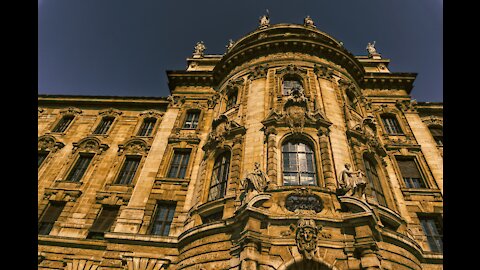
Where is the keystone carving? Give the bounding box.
[291,218,323,260]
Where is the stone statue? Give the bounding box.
[193,41,206,57]
[338,163,367,199]
[304,15,315,28]
[366,41,377,55]
[242,162,269,193]
[259,14,270,28]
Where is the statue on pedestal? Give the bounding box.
[193,41,206,57]
[366,41,377,55]
[259,13,270,28]
[240,162,270,203]
[304,15,315,28]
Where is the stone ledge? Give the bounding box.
[38,235,107,250]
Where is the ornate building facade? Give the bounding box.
[38,17,443,270]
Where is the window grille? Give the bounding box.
[137,118,156,136]
[183,111,200,129]
[282,141,316,186]
[381,115,403,134]
[93,117,114,135]
[150,202,176,236]
[208,152,231,201]
[66,154,93,182]
[52,115,74,133]
[38,202,65,235]
[115,156,141,185]
[167,150,191,179]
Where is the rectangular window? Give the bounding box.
[87,206,119,239]
[93,117,114,135]
[38,202,65,235]
[167,150,191,179]
[66,154,93,182]
[115,156,141,185]
[419,215,443,253]
[381,115,403,135]
[38,151,49,167]
[137,118,157,136]
[52,115,74,133]
[150,202,176,236]
[396,157,426,188]
[429,127,443,146]
[183,111,200,129]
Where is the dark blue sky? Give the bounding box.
[38,0,442,102]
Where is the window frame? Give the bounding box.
[207,151,231,202]
[38,201,66,235]
[281,139,318,186]
[182,110,201,130]
[428,125,443,146]
[64,153,95,183]
[418,214,443,253]
[363,155,387,207]
[281,75,305,96]
[166,149,192,179]
[225,89,239,111]
[148,201,177,236]
[114,155,142,185]
[87,205,120,239]
[380,114,404,135]
[136,117,158,137]
[52,114,75,133]
[38,151,50,168]
[395,156,429,189]
[92,116,115,135]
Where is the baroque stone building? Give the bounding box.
[38,17,443,270]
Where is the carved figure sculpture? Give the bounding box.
[193,41,206,56]
[366,41,377,55]
[239,162,270,203]
[295,219,321,260]
[338,163,367,199]
[226,39,235,51]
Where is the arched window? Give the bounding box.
[226,90,238,110]
[282,140,316,186]
[363,155,387,207]
[208,151,231,201]
[282,76,303,95]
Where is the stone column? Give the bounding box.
[265,127,278,187]
[318,127,336,190]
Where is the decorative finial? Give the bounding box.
[259,10,270,29]
[226,39,235,52]
[304,15,315,28]
[193,41,206,58]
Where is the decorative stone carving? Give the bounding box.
[248,64,269,80]
[193,41,206,58]
[337,163,367,199]
[396,99,417,112]
[167,95,186,108]
[59,107,82,115]
[294,218,323,260]
[422,115,443,127]
[121,253,170,270]
[284,87,309,133]
[72,137,109,154]
[313,64,334,81]
[207,93,220,109]
[38,107,45,116]
[366,41,377,55]
[202,114,245,152]
[43,188,82,202]
[95,191,131,206]
[139,109,163,119]
[304,15,316,28]
[275,64,307,77]
[168,131,201,144]
[63,258,100,270]
[99,108,122,117]
[285,188,323,213]
[38,135,65,152]
[118,138,150,155]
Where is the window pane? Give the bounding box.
[167,150,191,178]
[38,152,49,167]
[53,115,74,132]
[94,117,114,134]
[282,141,316,186]
[89,206,119,233]
[183,111,200,129]
[208,152,230,201]
[138,118,156,136]
[116,157,141,185]
[66,155,93,182]
[419,216,443,253]
[39,202,65,235]
[150,203,176,236]
[283,79,303,95]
